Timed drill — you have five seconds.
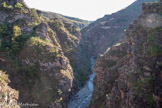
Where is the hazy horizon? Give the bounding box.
[24,0,136,21]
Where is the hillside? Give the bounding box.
[37,10,90,29]
[81,0,156,57]
[0,0,161,108]
[0,0,91,107]
[90,1,162,108]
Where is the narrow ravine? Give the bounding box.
[68,58,96,108]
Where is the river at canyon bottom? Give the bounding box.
[68,58,96,108]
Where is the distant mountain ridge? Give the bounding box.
[81,0,157,57]
[37,10,90,29]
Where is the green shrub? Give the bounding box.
[11,40,21,54]
[14,2,28,13]
[0,39,1,49]
[135,76,154,94]
[147,94,156,106]
[151,45,162,56]
[147,35,155,43]
[7,5,13,9]
[0,23,33,55]
[50,51,58,59]
[146,32,162,56]
[13,25,22,40]
[64,22,78,34]
[49,19,63,31]
[76,66,88,86]
[15,3,23,8]
[17,63,38,78]
[26,64,38,78]
[0,24,8,35]
[0,2,13,10]
[15,62,39,85]
[30,9,41,25]
[0,2,7,8]
[0,23,12,49]
[11,34,34,55]
[138,24,143,28]
[147,45,162,56]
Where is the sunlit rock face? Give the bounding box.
[0,0,92,107]
[0,0,90,107]
[90,1,162,108]
[0,70,20,108]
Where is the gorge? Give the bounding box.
[0,0,162,108]
[68,58,96,108]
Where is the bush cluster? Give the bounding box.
[0,2,13,10]
[0,23,33,55]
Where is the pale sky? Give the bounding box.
[24,0,136,21]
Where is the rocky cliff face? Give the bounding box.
[0,70,20,108]
[47,17,91,93]
[37,3,91,92]
[90,1,162,108]
[81,0,156,57]
[0,0,90,107]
